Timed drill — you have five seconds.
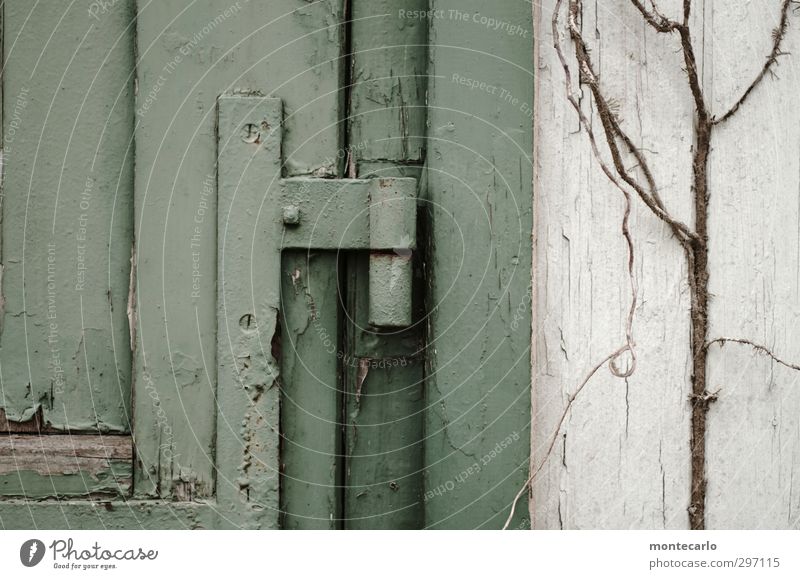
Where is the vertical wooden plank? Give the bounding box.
[705,2,800,529]
[348,0,427,172]
[133,0,345,499]
[536,0,800,530]
[0,3,3,189]
[343,253,424,529]
[345,0,427,528]
[424,0,533,529]
[280,251,341,529]
[534,0,693,529]
[1,0,135,431]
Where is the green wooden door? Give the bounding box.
[0,0,532,530]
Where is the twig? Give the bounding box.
[554,0,642,377]
[502,349,626,530]
[564,0,697,245]
[712,0,794,125]
[503,0,667,532]
[630,0,680,32]
[611,157,639,381]
[705,337,800,372]
[676,22,709,121]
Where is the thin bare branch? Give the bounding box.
[705,338,800,372]
[677,23,709,121]
[630,0,680,32]
[613,184,639,381]
[564,0,697,244]
[712,0,794,125]
[502,348,626,530]
[503,0,647,531]
[550,2,650,218]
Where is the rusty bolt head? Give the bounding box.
[282,205,301,226]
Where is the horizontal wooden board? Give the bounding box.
[0,435,132,498]
[0,499,217,530]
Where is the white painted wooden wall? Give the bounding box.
[533,0,800,529]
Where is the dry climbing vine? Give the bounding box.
[505,0,798,530]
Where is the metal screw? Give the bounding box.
[241,123,260,144]
[239,313,256,330]
[282,205,301,226]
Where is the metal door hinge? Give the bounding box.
[219,95,418,329]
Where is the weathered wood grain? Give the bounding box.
[0,407,60,434]
[0,435,132,498]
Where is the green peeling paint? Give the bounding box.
[0,0,534,530]
[132,0,346,501]
[280,251,341,529]
[343,253,425,529]
[0,0,135,432]
[0,500,218,530]
[0,463,132,499]
[219,96,421,529]
[423,0,533,529]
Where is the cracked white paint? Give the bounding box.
[534,0,800,529]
